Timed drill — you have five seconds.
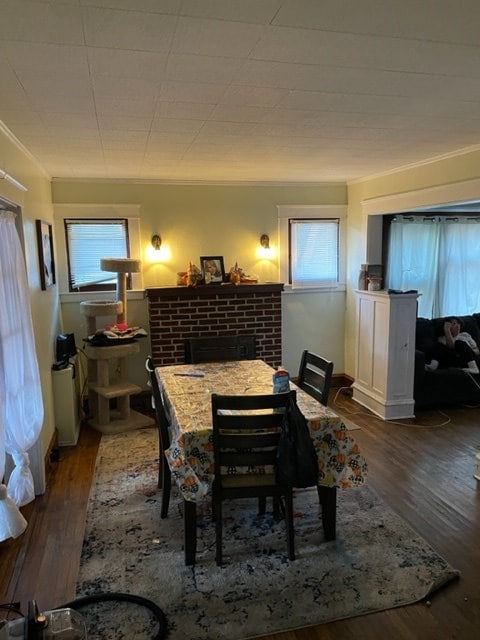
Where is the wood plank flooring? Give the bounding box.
[1,391,479,639]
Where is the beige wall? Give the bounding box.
[0,128,59,492]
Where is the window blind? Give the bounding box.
[290,219,339,288]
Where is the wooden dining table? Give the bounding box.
[156,359,368,565]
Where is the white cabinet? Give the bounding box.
[52,361,81,445]
[353,290,418,420]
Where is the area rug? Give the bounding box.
[76,428,459,640]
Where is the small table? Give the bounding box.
[156,359,368,564]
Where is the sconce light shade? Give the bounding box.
[151,234,162,250]
[260,233,270,249]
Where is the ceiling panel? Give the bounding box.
[1,1,480,183]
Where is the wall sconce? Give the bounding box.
[260,234,270,249]
[257,233,273,259]
[147,233,170,263]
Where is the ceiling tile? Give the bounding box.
[0,0,84,44]
[82,6,178,50]
[166,53,244,84]
[171,16,264,57]
[180,0,282,24]
[88,48,168,80]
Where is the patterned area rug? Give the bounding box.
[76,428,459,639]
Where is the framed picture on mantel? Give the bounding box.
[200,255,225,284]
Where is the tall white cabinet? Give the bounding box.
[353,290,418,420]
[52,360,81,445]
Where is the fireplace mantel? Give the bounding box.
[146,283,284,366]
[145,282,284,298]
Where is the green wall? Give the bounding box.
[52,181,347,288]
[52,181,348,378]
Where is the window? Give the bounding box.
[386,214,480,317]
[65,218,130,292]
[290,219,339,287]
[278,205,346,291]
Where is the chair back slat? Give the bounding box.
[221,450,277,468]
[215,411,285,431]
[219,431,280,450]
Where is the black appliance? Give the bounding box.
[53,333,77,370]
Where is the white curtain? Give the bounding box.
[438,220,480,315]
[0,210,44,541]
[386,215,480,318]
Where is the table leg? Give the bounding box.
[184,499,197,565]
[317,486,336,540]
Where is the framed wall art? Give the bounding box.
[200,255,225,284]
[36,219,56,290]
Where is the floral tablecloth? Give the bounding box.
[157,360,368,501]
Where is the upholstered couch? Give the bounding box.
[414,313,480,408]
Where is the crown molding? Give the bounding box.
[361,176,480,216]
[0,120,51,180]
[51,176,345,188]
[348,144,480,186]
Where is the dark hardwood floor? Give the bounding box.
[1,391,480,639]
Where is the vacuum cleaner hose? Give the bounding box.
[60,592,167,640]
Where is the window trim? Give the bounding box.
[277,204,347,292]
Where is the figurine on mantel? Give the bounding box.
[186,261,202,287]
[229,261,258,284]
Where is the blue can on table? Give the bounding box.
[273,368,290,393]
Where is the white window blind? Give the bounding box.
[65,218,129,290]
[290,219,339,288]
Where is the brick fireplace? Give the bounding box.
[145,283,284,366]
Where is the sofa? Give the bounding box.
[414,313,480,408]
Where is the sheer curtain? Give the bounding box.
[0,210,44,541]
[386,215,480,318]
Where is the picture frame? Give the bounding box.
[36,219,56,290]
[200,255,225,284]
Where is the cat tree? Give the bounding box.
[80,258,154,434]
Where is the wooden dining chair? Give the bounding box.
[145,356,172,519]
[297,350,334,406]
[184,335,256,364]
[211,391,296,566]
[296,350,337,540]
